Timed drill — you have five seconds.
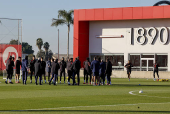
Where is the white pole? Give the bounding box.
[20,19,22,79]
[58,29,59,60]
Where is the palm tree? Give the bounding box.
[51,10,74,58]
[36,38,43,57]
[43,42,50,61]
[36,38,43,52]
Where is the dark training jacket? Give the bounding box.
[72,60,81,73]
[41,61,46,74]
[6,58,12,71]
[30,59,36,71]
[46,60,51,73]
[99,62,106,74]
[34,60,42,76]
[67,61,73,71]
[59,60,66,72]
[22,59,28,72]
[106,61,112,74]
[91,60,100,73]
[84,61,91,74]
[125,63,133,70]
[16,60,22,72]
[51,60,60,74]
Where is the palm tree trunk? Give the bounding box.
[67,25,70,59]
[45,50,47,61]
[39,48,41,57]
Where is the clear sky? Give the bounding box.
[0,0,160,54]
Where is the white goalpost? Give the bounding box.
[0,18,23,80]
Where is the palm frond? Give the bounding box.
[51,19,66,27]
[58,10,67,19]
[68,10,74,15]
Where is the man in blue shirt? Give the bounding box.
[99,59,106,85]
[22,56,28,85]
[91,57,100,86]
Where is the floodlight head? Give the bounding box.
[154,1,170,6]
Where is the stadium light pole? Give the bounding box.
[18,20,19,52]
[21,19,22,54]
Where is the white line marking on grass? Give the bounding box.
[129,91,170,98]
[129,91,136,95]
[26,102,170,111]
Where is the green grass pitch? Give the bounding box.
[0,77,170,114]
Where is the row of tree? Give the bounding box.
[36,38,53,61]
[9,40,34,54]
[9,9,74,61]
[9,38,53,61]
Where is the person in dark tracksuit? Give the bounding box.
[125,60,133,81]
[5,56,13,84]
[84,58,92,84]
[153,60,160,81]
[66,58,70,83]
[91,57,100,86]
[59,57,66,84]
[106,58,112,85]
[83,61,87,84]
[99,59,106,85]
[15,57,22,83]
[30,55,36,83]
[77,57,81,85]
[10,57,15,82]
[34,58,42,85]
[46,58,51,82]
[49,58,60,85]
[72,58,81,85]
[22,56,28,85]
[41,57,46,83]
[67,58,73,85]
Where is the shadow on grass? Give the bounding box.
[76,84,170,87]
[110,84,170,87]
[0,110,170,113]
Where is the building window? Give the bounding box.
[129,54,140,71]
[90,54,124,70]
[156,54,168,71]
[105,55,124,70]
[141,55,154,58]
[90,54,104,62]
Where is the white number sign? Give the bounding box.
[136,27,146,45]
[136,27,169,45]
